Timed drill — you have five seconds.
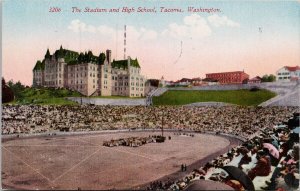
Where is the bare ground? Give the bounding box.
[2,131,239,190]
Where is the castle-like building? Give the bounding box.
[32,46,146,97]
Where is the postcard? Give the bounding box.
[2,0,300,190]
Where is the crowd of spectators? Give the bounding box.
[2,105,297,139]
[103,135,165,147]
[160,112,299,191]
[2,105,299,190]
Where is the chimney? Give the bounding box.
[127,56,130,69]
[106,49,111,63]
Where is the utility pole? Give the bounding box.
[124,25,126,60]
[161,110,164,137]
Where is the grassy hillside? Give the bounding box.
[152,89,276,106]
[9,87,81,105]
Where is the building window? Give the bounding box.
[104,74,107,78]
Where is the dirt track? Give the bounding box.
[2,131,241,190]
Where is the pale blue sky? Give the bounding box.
[4,1,299,34]
[2,0,300,85]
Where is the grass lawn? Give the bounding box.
[152,89,276,106]
[9,87,81,105]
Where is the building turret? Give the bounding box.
[45,49,51,59]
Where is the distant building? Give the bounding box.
[202,78,219,86]
[177,78,192,86]
[32,46,146,97]
[205,71,249,84]
[160,76,166,87]
[191,78,202,86]
[248,76,262,84]
[276,66,300,82]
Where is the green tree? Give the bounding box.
[261,75,269,82]
[8,80,25,99]
[2,78,14,103]
[267,74,276,82]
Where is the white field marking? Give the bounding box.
[3,144,98,147]
[2,146,53,183]
[52,147,102,183]
[106,147,158,161]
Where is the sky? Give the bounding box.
[2,0,300,85]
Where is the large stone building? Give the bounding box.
[206,71,249,84]
[276,66,300,82]
[33,46,146,97]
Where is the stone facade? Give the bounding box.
[32,46,146,97]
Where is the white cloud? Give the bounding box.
[68,20,157,41]
[162,14,212,39]
[207,14,240,28]
[68,19,98,33]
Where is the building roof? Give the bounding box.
[206,71,248,75]
[44,46,104,66]
[285,66,300,72]
[249,76,262,81]
[112,58,140,69]
[202,78,219,82]
[33,60,45,71]
[178,78,192,82]
[191,77,201,81]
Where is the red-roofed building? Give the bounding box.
[248,76,262,84]
[276,66,300,81]
[205,71,249,84]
